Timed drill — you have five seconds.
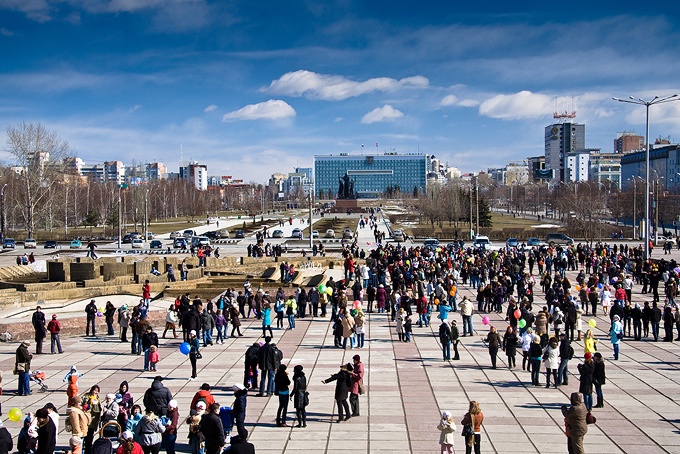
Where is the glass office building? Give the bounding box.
[314,153,429,198]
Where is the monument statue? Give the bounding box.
[337,173,356,199]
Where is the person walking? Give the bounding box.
[188,330,201,380]
[439,320,452,361]
[274,365,290,427]
[561,392,588,454]
[230,303,244,337]
[502,326,519,369]
[15,340,32,396]
[291,365,307,428]
[349,355,364,417]
[322,363,353,422]
[461,401,484,454]
[104,301,116,336]
[651,301,662,342]
[119,304,131,343]
[46,314,63,354]
[610,314,623,360]
[163,305,178,339]
[451,320,461,360]
[31,306,46,354]
[485,326,502,369]
[437,410,456,454]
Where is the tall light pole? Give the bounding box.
[0,183,7,239]
[613,94,680,259]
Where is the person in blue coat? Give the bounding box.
[261,302,274,338]
[610,315,623,360]
[438,301,453,322]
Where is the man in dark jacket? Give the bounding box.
[15,340,32,396]
[35,408,56,454]
[562,392,588,454]
[257,337,282,396]
[438,320,451,361]
[651,301,662,342]
[85,299,98,337]
[143,376,173,416]
[31,306,46,354]
[557,332,573,386]
[183,305,201,343]
[244,343,260,390]
[228,435,256,454]
[322,363,352,422]
[141,326,159,371]
[0,419,13,454]
[199,403,225,454]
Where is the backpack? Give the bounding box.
[286,305,293,316]
[568,345,575,360]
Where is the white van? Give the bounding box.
[473,235,491,250]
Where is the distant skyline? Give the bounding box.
[1,1,680,182]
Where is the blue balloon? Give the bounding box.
[179,342,191,355]
[597,283,603,290]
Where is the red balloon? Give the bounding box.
[514,309,522,319]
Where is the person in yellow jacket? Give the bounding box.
[583,329,598,355]
[285,296,297,330]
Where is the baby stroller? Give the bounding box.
[93,421,122,454]
[30,370,48,392]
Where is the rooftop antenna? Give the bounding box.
[553,96,576,123]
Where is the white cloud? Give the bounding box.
[438,95,458,107]
[0,0,52,22]
[222,100,295,121]
[263,70,429,101]
[479,90,552,120]
[361,105,404,124]
[0,28,14,36]
[458,99,480,108]
[204,104,218,112]
[128,104,141,113]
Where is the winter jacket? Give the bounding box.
[143,378,173,416]
[199,412,225,453]
[66,406,91,437]
[324,369,352,401]
[133,415,165,447]
[437,419,456,445]
[350,361,364,395]
[562,393,588,437]
[341,314,356,337]
[232,389,248,422]
[543,342,560,369]
[578,360,595,394]
[257,342,282,372]
[292,373,307,409]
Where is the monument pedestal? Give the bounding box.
[334,199,359,213]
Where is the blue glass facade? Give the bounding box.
[314,154,428,198]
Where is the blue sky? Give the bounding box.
[1,1,680,182]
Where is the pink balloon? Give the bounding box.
[482,316,490,325]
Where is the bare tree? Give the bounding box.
[5,122,71,237]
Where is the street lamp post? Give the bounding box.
[613,94,680,259]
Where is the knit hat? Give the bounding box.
[52,314,57,319]
[233,383,246,392]
[122,431,134,440]
[584,352,593,360]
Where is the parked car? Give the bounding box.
[473,235,491,250]
[234,229,245,239]
[3,238,16,249]
[173,238,187,249]
[44,240,57,249]
[506,238,520,249]
[183,229,197,239]
[122,234,133,244]
[131,238,144,249]
[392,229,405,242]
[23,238,37,248]
[69,239,82,249]
[150,240,163,249]
[312,230,319,239]
[291,228,303,239]
[526,237,544,247]
[423,238,439,250]
[130,231,142,239]
[324,229,335,238]
[191,236,210,248]
[145,232,154,240]
[272,229,284,238]
[546,233,574,245]
[169,231,181,240]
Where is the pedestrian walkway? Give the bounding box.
[1,278,679,453]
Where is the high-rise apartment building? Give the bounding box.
[614,132,644,154]
[545,122,585,182]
